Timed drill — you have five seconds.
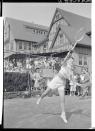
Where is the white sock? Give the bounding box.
[61,112,68,123]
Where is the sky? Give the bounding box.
[3,3,91,27]
[1,2,95,128]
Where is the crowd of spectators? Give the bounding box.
[4,56,91,97]
[4,56,63,73]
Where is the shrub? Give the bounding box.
[4,72,30,92]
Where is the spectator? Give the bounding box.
[76,74,82,96]
[79,68,91,97]
[34,59,39,69]
[33,68,41,91]
[29,69,35,91]
[69,75,77,96]
[54,59,61,72]
[51,57,56,70]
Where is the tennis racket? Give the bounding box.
[63,27,85,63]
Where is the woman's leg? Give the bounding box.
[41,87,51,99]
[58,86,68,123]
[36,87,51,104]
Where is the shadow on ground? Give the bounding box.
[42,109,83,121]
[66,109,83,121]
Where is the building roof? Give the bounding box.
[5,17,49,43]
[49,25,91,50]
[60,25,91,46]
[47,8,91,38]
[48,8,91,34]
[46,8,91,49]
[57,8,91,32]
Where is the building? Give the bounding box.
[4,17,49,59]
[41,8,91,74]
[4,8,91,74]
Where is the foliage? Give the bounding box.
[4,72,29,92]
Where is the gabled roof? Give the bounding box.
[46,8,91,50]
[50,26,61,49]
[47,8,91,37]
[60,25,91,46]
[57,8,91,32]
[50,25,91,50]
[5,17,49,43]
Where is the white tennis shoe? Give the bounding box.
[60,112,68,123]
[36,97,41,105]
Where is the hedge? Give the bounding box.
[4,72,71,92]
[4,72,30,92]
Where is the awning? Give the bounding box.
[4,51,68,60]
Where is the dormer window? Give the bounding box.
[18,41,22,49]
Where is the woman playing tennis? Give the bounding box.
[36,28,85,123]
[36,51,74,123]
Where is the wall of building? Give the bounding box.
[4,18,49,58]
[15,39,46,55]
[74,46,91,73]
[48,13,69,50]
[4,20,16,58]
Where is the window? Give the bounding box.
[24,43,27,50]
[29,43,31,50]
[24,41,29,50]
[79,55,82,65]
[18,41,22,49]
[79,55,88,66]
[84,56,87,65]
[26,42,31,50]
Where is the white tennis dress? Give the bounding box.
[47,66,73,90]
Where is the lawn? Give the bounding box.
[4,95,91,129]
